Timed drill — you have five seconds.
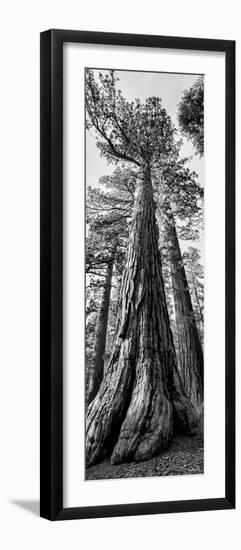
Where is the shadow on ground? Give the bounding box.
[10,500,40,516]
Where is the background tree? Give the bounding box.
[85,69,198,467]
[177,77,204,156]
[183,246,204,346]
[155,158,204,412]
[86,169,133,404]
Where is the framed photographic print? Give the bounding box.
[40,29,235,520]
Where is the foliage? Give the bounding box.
[177,77,204,156]
[154,155,203,243]
[86,69,179,168]
[86,68,203,240]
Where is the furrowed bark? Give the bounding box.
[166,214,203,413]
[87,258,114,405]
[86,166,198,467]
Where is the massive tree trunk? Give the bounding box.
[166,214,203,413]
[87,258,114,405]
[86,166,198,467]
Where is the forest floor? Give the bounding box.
[86,433,204,480]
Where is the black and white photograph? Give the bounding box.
[85,68,204,481]
[0,1,237,543]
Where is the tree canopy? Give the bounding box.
[177,77,204,157]
[86,69,179,168]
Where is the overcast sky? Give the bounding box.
[86,69,204,261]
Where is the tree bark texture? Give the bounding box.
[86,166,198,467]
[191,272,204,328]
[87,258,114,405]
[166,215,203,413]
[104,276,122,370]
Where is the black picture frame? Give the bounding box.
[40,29,235,521]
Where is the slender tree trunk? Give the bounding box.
[192,274,204,326]
[166,214,203,413]
[86,166,198,467]
[104,275,122,371]
[192,276,204,347]
[87,258,114,405]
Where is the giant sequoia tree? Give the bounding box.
[85,70,198,466]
